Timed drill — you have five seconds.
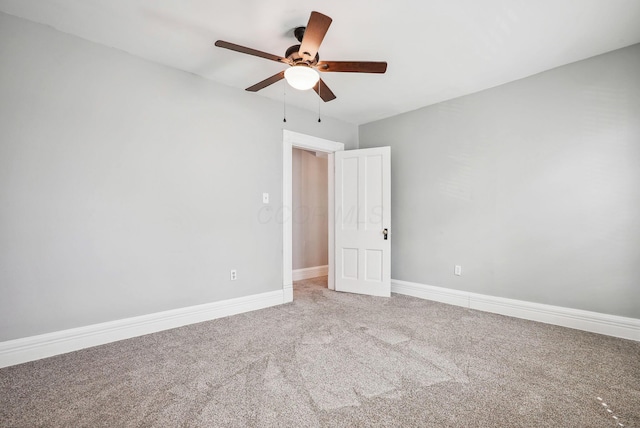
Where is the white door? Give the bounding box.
[334,147,391,297]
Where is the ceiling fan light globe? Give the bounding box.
[284,66,319,91]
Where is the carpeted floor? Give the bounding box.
[1,276,639,427]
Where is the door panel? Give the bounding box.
[335,147,390,297]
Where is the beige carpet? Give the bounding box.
[1,276,639,427]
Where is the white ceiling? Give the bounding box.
[1,0,639,124]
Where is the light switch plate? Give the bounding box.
[262,193,269,204]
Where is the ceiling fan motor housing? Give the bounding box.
[285,43,319,67]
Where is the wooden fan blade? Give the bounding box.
[299,12,332,62]
[317,61,387,73]
[246,71,286,92]
[313,78,336,102]
[215,40,290,65]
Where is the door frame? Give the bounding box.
[282,130,344,302]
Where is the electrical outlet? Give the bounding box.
[454,265,462,276]
[230,270,237,281]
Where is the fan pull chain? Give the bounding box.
[283,80,287,123]
[317,82,322,123]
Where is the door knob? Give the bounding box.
[383,228,388,240]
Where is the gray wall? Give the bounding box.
[360,44,640,318]
[0,13,357,341]
[292,149,328,270]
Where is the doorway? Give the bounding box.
[282,130,344,302]
[291,148,329,282]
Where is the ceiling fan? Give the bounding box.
[214,11,387,102]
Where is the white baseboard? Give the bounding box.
[391,279,640,342]
[292,265,329,281]
[0,289,286,369]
